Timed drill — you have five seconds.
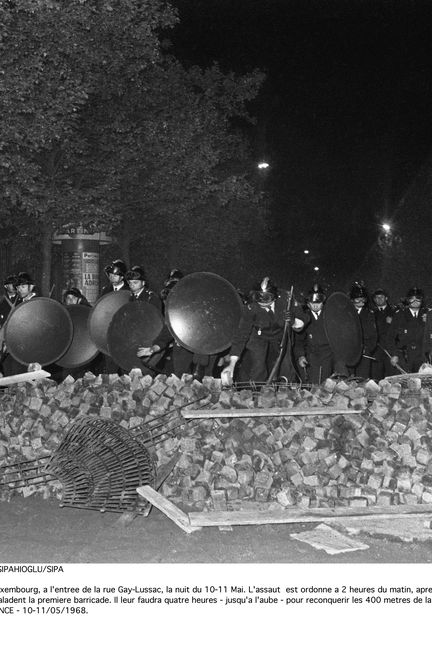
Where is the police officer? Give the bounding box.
[159,268,184,306]
[388,286,428,373]
[349,282,377,379]
[99,260,129,374]
[295,284,334,384]
[63,287,91,307]
[1,272,38,376]
[0,274,19,325]
[126,265,161,308]
[15,272,38,303]
[100,259,129,295]
[221,277,305,384]
[370,288,395,379]
[0,274,19,335]
[124,266,171,374]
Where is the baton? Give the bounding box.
[377,343,408,375]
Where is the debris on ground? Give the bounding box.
[290,523,370,554]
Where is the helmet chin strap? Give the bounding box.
[257,299,274,308]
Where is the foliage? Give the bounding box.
[0,0,266,291]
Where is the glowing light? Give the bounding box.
[257,161,270,170]
[304,249,310,255]
[381,222,391,233]
[314,266,319,272]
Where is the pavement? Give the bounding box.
[1,497,432,563]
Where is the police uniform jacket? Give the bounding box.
[130,286,162,310]
[294,309,329,359]
[230,291,305,357]
[372,304,395,348]
[130,287,174,350]
[100,281,129,296]
[357,307,378,356]
[387,307,428,357]
[422,310,432,358]
[0,294,19,329]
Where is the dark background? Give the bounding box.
[169,0,432,300]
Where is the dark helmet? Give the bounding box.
[252,276,278,305]
[372,288,388,299]
[104,259,127,277]
[349,282,368,300]
[16,271,34,286]
[166,268,184,283]
[125,265,146,282]
[63,287,83,301]
[406,286,424,303]
[4,274,17,287]
[160,278,178,301]
[307,283,325,303]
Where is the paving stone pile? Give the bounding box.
[1,371,432,513]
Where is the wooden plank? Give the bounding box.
[0,369,51,386]
[182,407,365,420]
[117,454,181,526]
[155,451,181,489]
[136,485,200,534]
[141,451,181,518]
[188,503,432,528]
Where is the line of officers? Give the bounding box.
[0,263,222,379]
[0,263,431,384]
[221,279,432,385]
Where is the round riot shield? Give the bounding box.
[165,272,243,355]
[323,291,362,367]
[107,300,163,372]
[4,298,73,366]
[56,305,99,369]
[87,290,131,355]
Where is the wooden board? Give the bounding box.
[188,503,432,528]
[136,485,201,534]
[182,407,365,419]
[0,369,51,386]
[117,454,182,527]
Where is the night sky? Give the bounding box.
[170,0,432,291]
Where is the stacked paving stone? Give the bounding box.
[0,370,214,501]
[2,370,432,513]
[160,375,432,512]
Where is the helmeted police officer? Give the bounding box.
[349,282,377,379]
[371,288,395,379]
[295,284,334,384]
[100,259,129,295]
[0,274,19,330]
[222,276,305,384]
[388,286,428,373]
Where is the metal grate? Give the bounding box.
[44,416,156,513]
[0,395,211,514]
[227,380,315,395]
[386,372,432,393]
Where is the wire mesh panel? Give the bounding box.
[44,416,156,513]
[0,395,211,513]
[386,372,432,394]
[0,456,52,490]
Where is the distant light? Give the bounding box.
[314,266,319,272]
[304,249,310,255]
[257,161,270,170]
[381,222,391,233]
